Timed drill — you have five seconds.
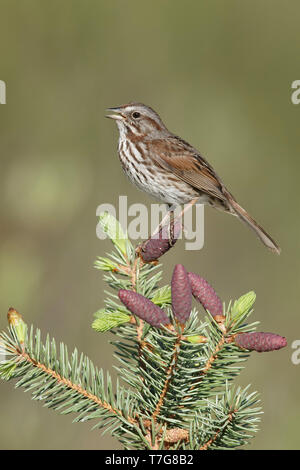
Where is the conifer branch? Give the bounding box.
[191,328,227,390]
[0,322,139,440]
[152,332,182,421]
[13,344,135,424]
[199,407,236,450]
[0,213,286,449]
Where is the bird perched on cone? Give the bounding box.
[106,102,280,254]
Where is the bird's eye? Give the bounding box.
[132,111,141,119]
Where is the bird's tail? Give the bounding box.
[227,197,281,255]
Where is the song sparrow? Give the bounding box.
[106,102,280,254]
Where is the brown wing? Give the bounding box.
[147,137,228,202]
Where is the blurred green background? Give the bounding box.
[0,0,299,450]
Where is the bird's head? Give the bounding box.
[106,102,168,139]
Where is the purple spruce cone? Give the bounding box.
[171,264,192,324]
[188,272,223,318]
[235,332,287,352]
[118,289,170,328]
[140,221,182,262]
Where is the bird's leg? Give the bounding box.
[149,199,198,242]
[169,209,175,246]
[153,199,199,244]
[169,209,175,245]
[136,198,199,259]
[135,205,173,259]
[174,198,199,223]
[150,206,173,238]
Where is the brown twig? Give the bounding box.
[190,331,226,391]
[124,254,147,385]
[13,347,136,425]
[152,332,182,421]
[201,335,226,375]
[130,257,139,291]
[199,408,236,450]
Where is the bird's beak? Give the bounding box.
[105,107,125,120]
